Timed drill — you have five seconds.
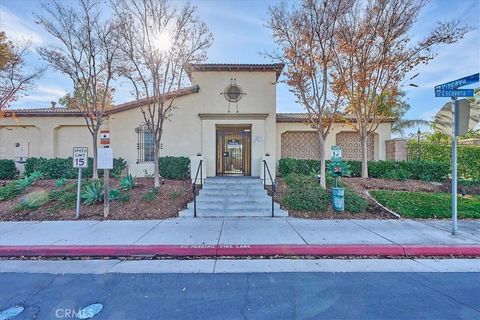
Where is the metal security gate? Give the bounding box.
[216,126,251,176]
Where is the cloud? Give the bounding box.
[19,85,67,104]
[0,6,43,46]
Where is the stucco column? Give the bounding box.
[190,155,206,183]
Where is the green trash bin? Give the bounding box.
[332,187,345,212]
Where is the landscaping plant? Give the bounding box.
[81,180,104,205]
[142,187,159,202]
[55,177,68,188]
[119,174,136,191]
[158,156,190,180]
[14,190,50,212]
[0,171,43,201]
[0,159,18,179]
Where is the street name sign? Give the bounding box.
[435,89,474,97]
[434,73,479,90]
[73,147,88,168]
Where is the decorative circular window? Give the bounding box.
[224,84,243,102]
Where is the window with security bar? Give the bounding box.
[136,126,161,163]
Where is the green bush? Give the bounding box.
[0,159,18,179]
[278,158,362,177]
[367,160,449,182]
[408,141,480,180]
[282,174,330,212]
[344,188,368,213]
[49,183,77,211]
[24,157,127,179]
[158,156,190,180]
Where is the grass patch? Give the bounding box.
[370,190,480,219]
[48,182,77,212]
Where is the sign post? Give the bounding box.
[73,147,88,219]
[98,147,113,218]
[435,73,478,235]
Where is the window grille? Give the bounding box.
[136,125,159,163]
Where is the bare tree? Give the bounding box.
[267,0,353,188]
[113,0,213,187]
[35,0,119,179]
[0,31,44,114]
[333,0,472,177]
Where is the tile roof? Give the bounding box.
[5,85,200,117]
[185,63,285,80]
[276,113,396,123]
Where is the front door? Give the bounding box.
[216,126,251,176]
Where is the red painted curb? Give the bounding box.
[0,244,479,257]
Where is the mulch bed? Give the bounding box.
[271,178,395,220]
[0,178,192,221]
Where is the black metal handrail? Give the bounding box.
[192,160,203,218]
[263,160,276,217]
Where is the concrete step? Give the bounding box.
[200,189,268,197]
[179,207,288,218]
[205,177,262,184]
[187,201,281,210]
[202,184,265,190]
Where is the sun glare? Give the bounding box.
[151,30,172,52]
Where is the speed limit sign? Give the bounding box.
[73,147,88,168]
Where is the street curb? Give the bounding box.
[0,244,479,257]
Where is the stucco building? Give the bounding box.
[0,63,393,179]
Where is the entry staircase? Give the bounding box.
[179,177,288,217]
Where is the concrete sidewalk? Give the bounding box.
[1,218,479,246]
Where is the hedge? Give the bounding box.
[24,157,126,179]
[158,156,190,180]
[0,159,18,179]
[278,158,362,177]
[408,141,480,180]
[278,158,449,182]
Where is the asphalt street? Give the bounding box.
[1,272,479,320]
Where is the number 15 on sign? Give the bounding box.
[73,147,88,219]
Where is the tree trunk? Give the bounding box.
[92,130,99,179]
[318,133,326,189]
[153,143,160,188]
[360,131,368,178]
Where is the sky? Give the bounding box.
[1,0,479,136]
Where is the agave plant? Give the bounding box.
[55,177,68,188]
[119,174,136,191]
[81,180,104,205]
[15,171,43,190]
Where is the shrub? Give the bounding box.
[278,158,362,177]
[24,157,127,179]
[368,160,449,182]
[0,159,18,179]
[158,156,190,180]
[408,141,480,180]
[119,174,135,191]
[282,174,330,212]
[81,180,104,205]
[344,188,368,213]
